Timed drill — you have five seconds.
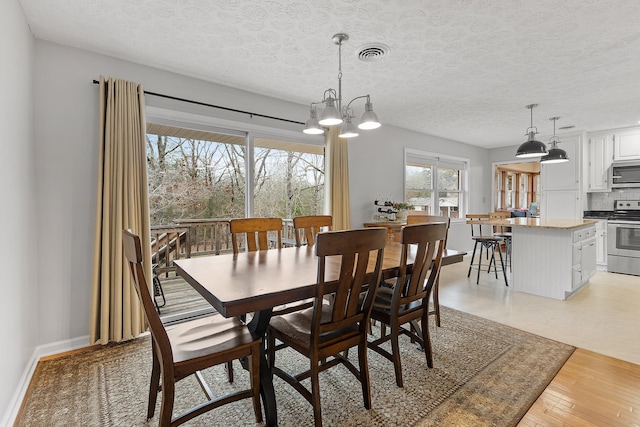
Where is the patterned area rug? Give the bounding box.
[17,307,574,426]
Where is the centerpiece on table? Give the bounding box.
[392,202,414,221]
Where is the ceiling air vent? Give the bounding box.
[559,125,575,130]
[356,43,390,62]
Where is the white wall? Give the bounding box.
[31,39,494,354]
[348,124,492,252]
[0,0,37,422]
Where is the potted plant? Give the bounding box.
[392,202,415,220]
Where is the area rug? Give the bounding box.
[17,306,574,426]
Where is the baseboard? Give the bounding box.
[1,335,90,427]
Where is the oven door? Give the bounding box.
[607,221,640,257]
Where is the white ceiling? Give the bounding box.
[18,0,640,148]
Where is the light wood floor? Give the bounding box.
[438,256,640,426]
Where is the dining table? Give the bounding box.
[174,240,465,426]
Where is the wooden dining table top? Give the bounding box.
[174,243,465,318]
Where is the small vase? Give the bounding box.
[396,210,406,221]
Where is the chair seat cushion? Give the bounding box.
[269,304,358,346]
[167,315,257,364]
[472,235,502,241]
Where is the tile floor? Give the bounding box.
[438,256,640,365]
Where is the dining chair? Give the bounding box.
[367,222,447,387]
[466,214,508,286]
[405,215,450,326]
[266,227,387,427]
[230,217,312,318]
[292,215,332,246]
[122,229,262,426]
[229,217,283,252]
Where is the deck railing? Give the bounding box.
[150,218,296,274]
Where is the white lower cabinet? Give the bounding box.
[595,220,607,269]
[571,227,597,290]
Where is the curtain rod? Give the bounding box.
[91,79,305,126]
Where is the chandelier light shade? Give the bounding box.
[515,104,548,158]
[302,104,324,135]
[540,116,569,164]
[303,33,381,138]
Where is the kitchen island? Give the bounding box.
[469,218,598,300]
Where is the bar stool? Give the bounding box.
[489,211,512,272]
[466,214,508,286]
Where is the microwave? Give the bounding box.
[610,161,640,188]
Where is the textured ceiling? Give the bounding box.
[18,0,640,148]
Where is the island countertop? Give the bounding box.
[466,217,598,230]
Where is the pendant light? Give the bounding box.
[540,117,569,164]
[303,33,381,138]
[515,104,548,158]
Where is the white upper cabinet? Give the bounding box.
[587,133,613,192]
[540,134,581,191]
[613,128,640,161]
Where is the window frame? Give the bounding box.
[404,148,469,220]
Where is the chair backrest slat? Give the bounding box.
[312,228,387,339]
[466,213,491,237]
[229,218,283,253]
[392,223,448,309]
[292,215,332,246]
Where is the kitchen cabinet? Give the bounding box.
[595,219,607,269]
[573,229,597,290]
[587,133,613,192]
[541,135,580,191]
[540,189,581,220]
[613,128,640,161]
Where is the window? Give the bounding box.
[146,123,325,225]
[404,148,468,219]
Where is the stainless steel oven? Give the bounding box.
[607,200,640,275]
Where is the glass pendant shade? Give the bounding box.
[318,98,342,126]
[358,101,381,130]
[516,131,548,157]
[339,116,359,138]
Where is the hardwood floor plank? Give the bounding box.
[519,348,640,427]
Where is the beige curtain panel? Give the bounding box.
[326,127,351,230]
[90,76,151,345]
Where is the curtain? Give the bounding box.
[325,127,351,230]
[90,76,151,345]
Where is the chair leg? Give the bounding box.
[158,374,175,427]
[489,244,498,278]
[390,322,403,388]
[226,360,234,383]
[433,277,441,327]
[467,240,479,277]
[498,245,509,286]
[358,339,372,409]
[249,352,263,423]
[476,243,483,284]
[310,361,322,427]
[148,345,161,419]
[421,312,433,368]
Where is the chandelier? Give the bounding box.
[303,33,381,138]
